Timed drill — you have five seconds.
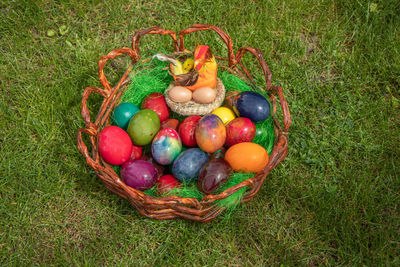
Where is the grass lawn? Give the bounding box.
[1,0,399,265]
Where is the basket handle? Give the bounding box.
[76,128,101,170]
[76,86,108,170]
[98,47,137,92]
[178,24,237,67]
[272,85,292,133]
[131,26,179,58]
[235,46,272,91]
[80,86,108,129]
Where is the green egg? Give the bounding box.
[127,109,160,145]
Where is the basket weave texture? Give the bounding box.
[76,24,292,222]
[164,78,225,116]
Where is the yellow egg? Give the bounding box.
[212,107,236,125]
[169,86,192,103]
[192,87,216,104]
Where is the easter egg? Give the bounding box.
[195,114,226,153]
[169,86,192,103]
[161,118,179,131]
[156,174,182,195]
[225,117,256,147]
[192,87,216,104]
[178,115,201,147]
[129,144,143,160]
[140,154,164,179]
[112,103,139,130]
[151,128,182,165]
[198,158,232,194]
[211,107,236,125]
[98,126,132,165]
[121,159,158,190]
[211,147,226,160]
[172,148,209,182]
[142,93,170,122]
[127,109,160,145]
[224,90,240,110]
[233,91,271,123]
[225,142,269,172]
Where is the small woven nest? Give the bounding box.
[164,78,225,116]
[76,24,292,222]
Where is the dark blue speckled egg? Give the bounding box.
[233,91,271,123]
[172,148,209,182]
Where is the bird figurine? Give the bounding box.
[153,45,218,91]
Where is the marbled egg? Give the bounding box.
[225,142,269,173]
[172,148,209,182]
[225,117,256,147]
[192,87,216,104]
[127,109,160,145]
[178,115,201,147]
[169,86,192,103]
[233,91,271,123]
[151,128,182,165]
[195,114,226,153]
[198,158,232,194]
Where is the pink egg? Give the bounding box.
[98,126,133,165]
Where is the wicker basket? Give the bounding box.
[76,24,292,222]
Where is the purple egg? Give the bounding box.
[121,159,157,190]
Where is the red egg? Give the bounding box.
[141,93,170,122]
[178,115,202,147]
[161,118,180,131]
[156,174,182,195]
[98,126,133,165]
[130,144,143,160]
[225,117,256,147]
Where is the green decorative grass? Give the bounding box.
[1,0,399,265]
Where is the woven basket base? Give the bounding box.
[164,78,225,116]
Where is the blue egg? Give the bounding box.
[112,103,139,130]
[172,148,209,182]
[233,91,271,123]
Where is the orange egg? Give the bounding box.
[225,142,269,172]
